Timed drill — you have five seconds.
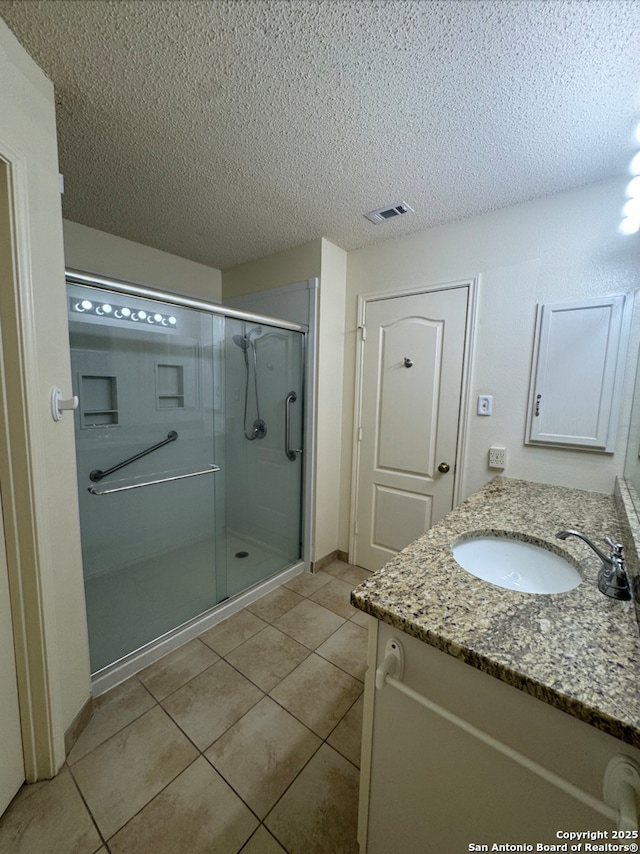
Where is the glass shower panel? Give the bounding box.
[68,284,224,673]
[224,319,305,598]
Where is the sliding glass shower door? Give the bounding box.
[224,319,304,598]
[67,280,305,674]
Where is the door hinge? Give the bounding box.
[357,426,363,442]
[358,324,366,341]
[354,520,359,535]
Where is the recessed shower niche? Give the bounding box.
[78,374,119,427]
[155,363,185,409]
[67,274,307,681]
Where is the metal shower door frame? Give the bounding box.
[66,269,313,693]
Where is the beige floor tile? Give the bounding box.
[329,563,372,585]
[269,654,363,738]
[273,599,345,650]
[320,559,349,577]
[225,625,310,692]
[199,610,267,655]
[283,570,333,597]
[245,586,305,623]
[327,694,364,768]
[241,826,287,854]
[206,696,321,819]
[70,704,198,840]
[309,576,358,619]
[0,765,102,854]
[137,638,219,700]
[265,743,360,854]
[316,620,368,681]
[162,659,263,750]
[67,677,156,765]
[350,609,373,629]
[108,756,258,854]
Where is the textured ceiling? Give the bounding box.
[1,0,639,269]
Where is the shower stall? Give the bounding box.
[66,272,308,687]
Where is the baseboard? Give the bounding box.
[64,696,94,757]
[311,550,338,573]
[311,549,352,573]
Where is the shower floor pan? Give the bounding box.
[84,533,295,675]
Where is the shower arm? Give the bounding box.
[89,430,178,482]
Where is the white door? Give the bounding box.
[0,488,24,815]
[353,287,469,571]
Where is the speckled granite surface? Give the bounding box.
[615,476,640,627]
[351,476,640,748]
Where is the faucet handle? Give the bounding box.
[604,537,624,559]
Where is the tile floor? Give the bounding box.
[0,560,372,854]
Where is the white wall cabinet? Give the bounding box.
[525,294,631,452]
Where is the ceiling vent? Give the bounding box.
[364,200,414,224]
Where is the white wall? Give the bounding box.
[316,238,347,561]
[342,179,640,551]
[222,239,322,298]
[63,220,222,302]
[0,19,90,750]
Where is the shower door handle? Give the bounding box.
[285,391,302,461]
[88,464,220,494]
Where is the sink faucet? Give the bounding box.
[555,530,631,601]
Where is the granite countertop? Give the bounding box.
[351,476,640,748]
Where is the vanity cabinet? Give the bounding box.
[359,620,640,853]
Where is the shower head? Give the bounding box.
[232,334,250,350]
[232,326,263,350]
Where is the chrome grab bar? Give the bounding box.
[88,464,219,495]
[285,391,302,461]
[89,430,178,482]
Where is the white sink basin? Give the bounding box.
[451,536,582,594]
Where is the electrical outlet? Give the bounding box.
[477,395,493,416]
[489,446,506,469]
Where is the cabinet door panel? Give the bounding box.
[361,624,636,853]
[526,294,630,452]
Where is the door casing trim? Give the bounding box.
[0,147,65,782]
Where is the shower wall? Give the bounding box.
[70,299,220,579]
[224,324,304,560]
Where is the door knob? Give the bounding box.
[438,462,450,473]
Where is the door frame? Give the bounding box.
[0,148,64,781]
[349,278,479,566]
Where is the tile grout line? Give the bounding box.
[66,761,109,853]
[56,565,371,853]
